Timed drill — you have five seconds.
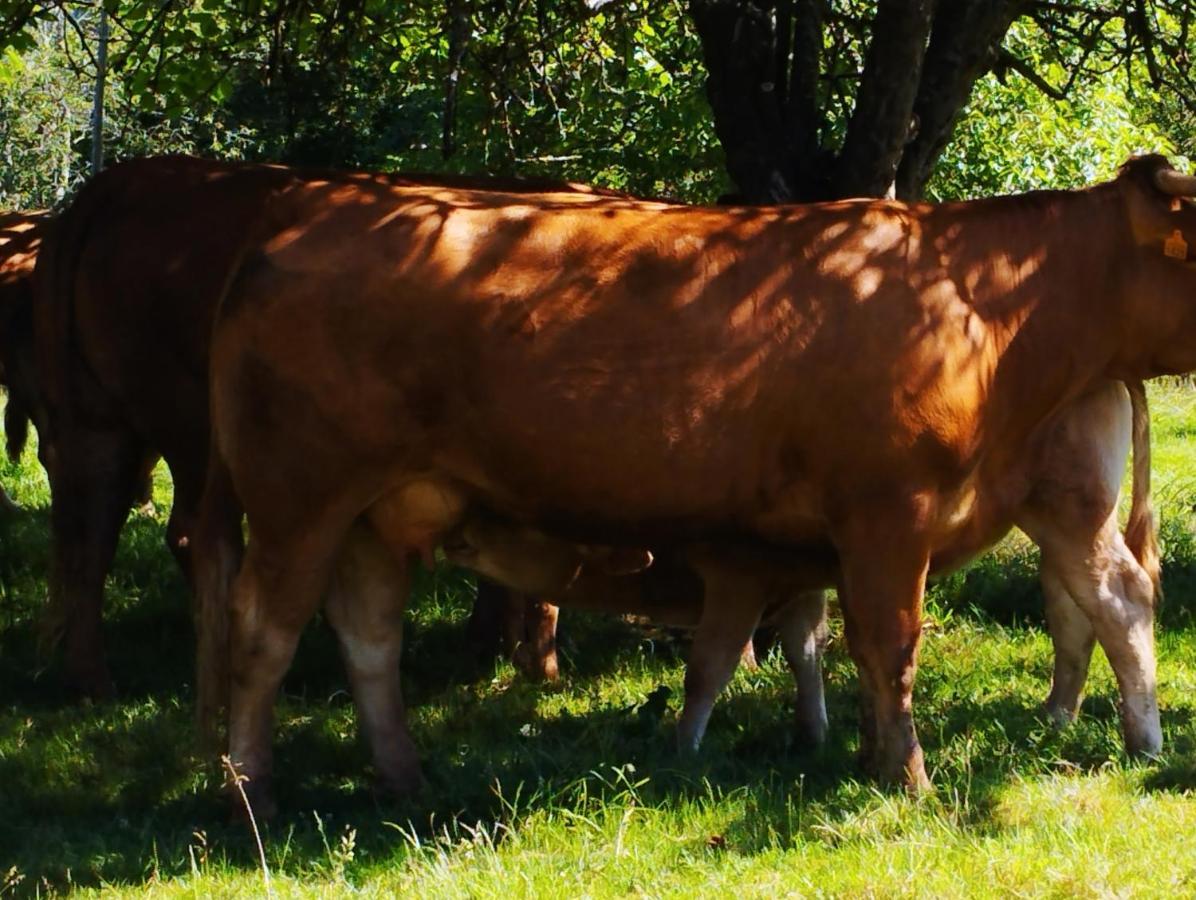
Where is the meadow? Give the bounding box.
[3,382,1196,897]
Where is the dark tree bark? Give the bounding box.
[689,0,799,203]
[894,0,1026,200]
[442,0,470,159]
[833,0,934,198]
[687,0,1046,202]
[690,0,942,202]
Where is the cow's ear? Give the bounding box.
[579,547,654,576]
[1120,156,1196,256]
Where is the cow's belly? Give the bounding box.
[926,466,1030,576]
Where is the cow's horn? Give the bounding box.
[1153,166,1196,197]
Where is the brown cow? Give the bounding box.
[30,155,626,697]
[195,155,1190,808]
[445,376,1155,755]
[0,211,49,510]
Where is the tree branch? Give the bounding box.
[998,47,1068,99]
[784,0,825,196]
[834,0,935,198]
[895,0,1025,200]
[688,0,795,202]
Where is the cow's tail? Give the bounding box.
[193,439,244,747]
[33,174,113,654]
[1125,380,1162,603]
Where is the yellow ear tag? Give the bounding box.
[1164,229,1188,260]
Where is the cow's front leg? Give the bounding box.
[324,523,423,797]
[836,514,931,791]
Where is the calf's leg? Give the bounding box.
[510,598,561,682]
[675,566,765,751]
[226,538,332,817]
[776,590,830,747]
[1029,518,1160,756]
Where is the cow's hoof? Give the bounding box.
[512,644,559,683]
[67,667,117,703]
[228,779,277,825]
[794,714,828,750]
[375,766,426,800]
[873,743,931,795]
[1043,701,1078,730]
[1124,721,1163,759]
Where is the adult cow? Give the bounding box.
[443,374,1153,755]
[196,155,1190,805]
[32,155,618,697]
[0,211,49,510]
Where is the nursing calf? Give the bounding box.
[444,515,831,749]
[449,375,1156,758]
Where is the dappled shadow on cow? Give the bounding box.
[192,156,1196,814]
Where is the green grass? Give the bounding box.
[3,383,1196,897]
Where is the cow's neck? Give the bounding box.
[943,184,1127,449]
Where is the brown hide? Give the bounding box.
[0,211,48,476]
[31,155,620,696]
[213,159,1192,547]
[204,156,1193,793]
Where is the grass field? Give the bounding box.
[3,383,1196,897]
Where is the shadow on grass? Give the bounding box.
[5,495,1196,890]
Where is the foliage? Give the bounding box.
[0,10,258,210]
[929,23,1188,200]
[1,1,730,209]
[1,2,1192,211]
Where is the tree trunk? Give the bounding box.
[894,0,1025,200]
[689,0,1025,203]
[689,0,798,203]
[833,0,934,198]
[90,6,108,176]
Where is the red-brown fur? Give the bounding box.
[197,156,1192,803]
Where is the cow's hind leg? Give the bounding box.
[324,523,423,797]
[1040,561,1096,727]
[45,426,151,698]
[226,537,332,817]
[776,590,830,747]
[1031,519,1160,756]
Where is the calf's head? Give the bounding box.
[443,513,653,595]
